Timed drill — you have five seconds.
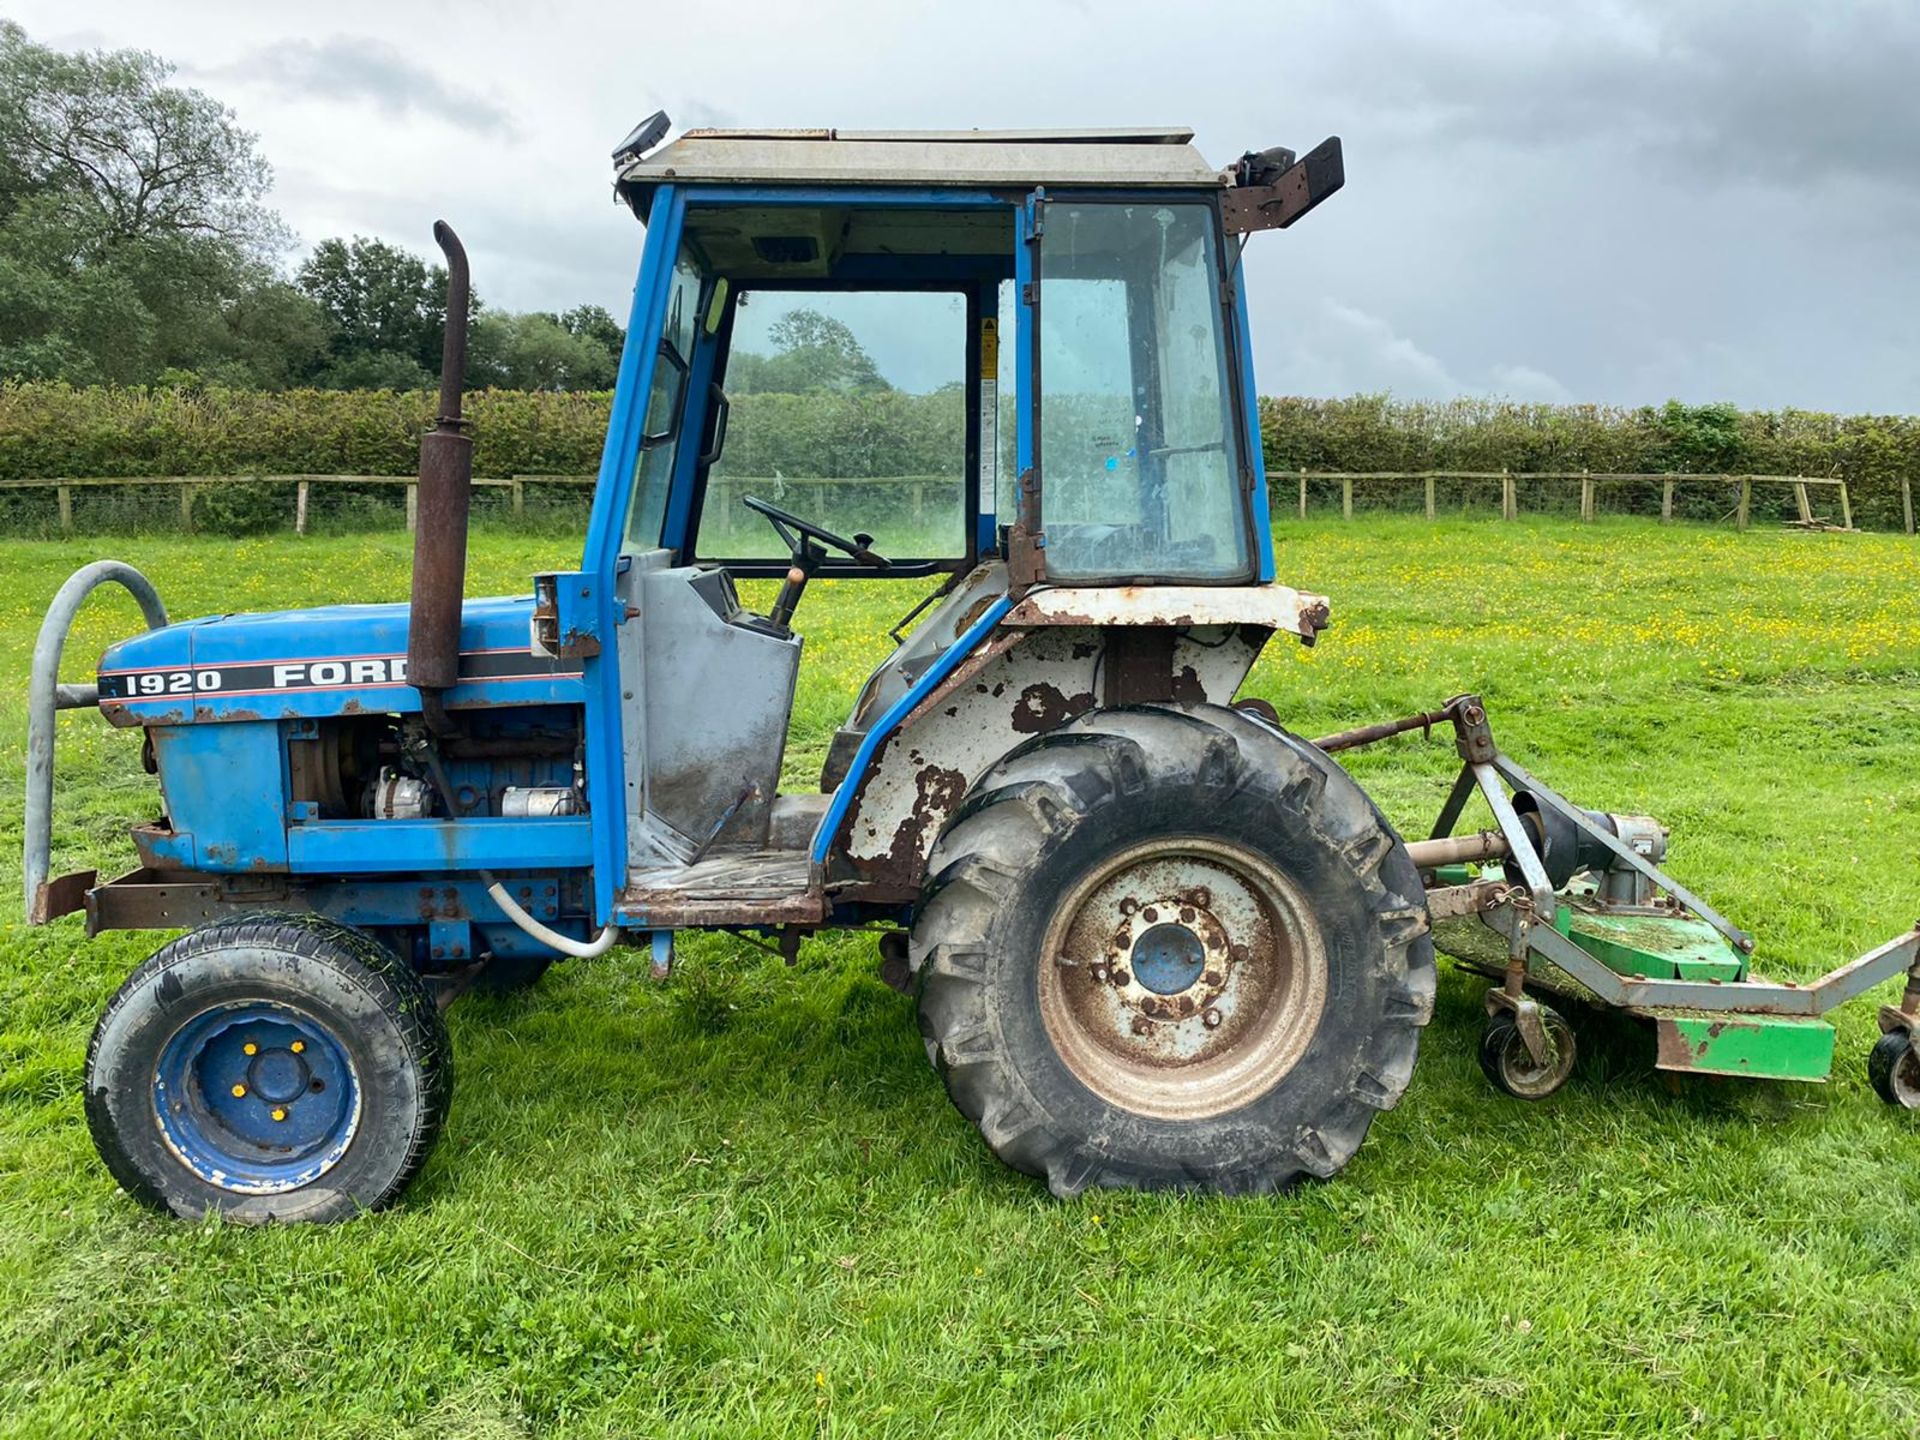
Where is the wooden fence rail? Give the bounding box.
[1290,469,1896,532]
[0,470,1912,535]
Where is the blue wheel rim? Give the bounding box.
[152,1003,361,1194]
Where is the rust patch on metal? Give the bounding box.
[30,869,95,925]
[1011,682,1095,734]
[956,593,999,633]
[868,763,968,888]
[1170,665,1206,705]
[897,630,1023,732]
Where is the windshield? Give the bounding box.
[626,245,705,548]
[1036,202,1250,583]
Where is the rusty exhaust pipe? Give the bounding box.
[409,221,472,737]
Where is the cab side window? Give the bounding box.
[697,289,968,563]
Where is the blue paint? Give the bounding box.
[287,817,592,874]
[1015,194,1038,488]
[659,310,724,557]
[153,1002,359,1194]
[581,186,687,921]
[1131,922,1207,996]
[100,596,583,727]
[1230,275,1275,582]
[685,186,1004,210]
[810,595,1015,862]
[149,723,287,871]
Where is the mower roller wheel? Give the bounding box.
[1479,1004,1577,1100]
[911,703,1435,1197]
[1868,1031,1920,1109]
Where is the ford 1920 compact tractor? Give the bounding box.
[24,121,1920,1221]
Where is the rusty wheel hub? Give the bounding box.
[1039,839,1328,1121]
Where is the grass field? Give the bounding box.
[2,516,1919,1438]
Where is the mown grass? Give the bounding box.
[1,517,1918,1438]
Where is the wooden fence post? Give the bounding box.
[511,479,525,518]
[405,483,418,534]
[1501,467,1515,521]
[1793,480,1813,524]
[1660,477,1674,523]
[56,484,72,534]
[1737,477,1751,531]
[1341,477,1353,521]
[1298,468,1307,520]
[1903,477,1915,536]
[1424,474,1436,521]
[180,483,194,531]
[1838,482,1853,531]
[295,479,310,536]
[1581,471,1595,522]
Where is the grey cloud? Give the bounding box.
[1339,0,1920,191]
[219,36,514,137]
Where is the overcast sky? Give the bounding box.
[22,0,1920,412]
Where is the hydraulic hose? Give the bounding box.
[483,878,619,958]
[414,738,619,959]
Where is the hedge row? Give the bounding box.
[2,383,1916,527]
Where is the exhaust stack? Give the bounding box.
[408,221,473,736]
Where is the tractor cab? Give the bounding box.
[563,122,1343,921]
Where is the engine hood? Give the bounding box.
[98,595,586,727]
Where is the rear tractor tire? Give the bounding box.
[910,704,1436,1197]
[1868,1031,1920,1109]
[85,913,453,1223]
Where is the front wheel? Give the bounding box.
[911,705,1435,1196]
[85,914,453,1223]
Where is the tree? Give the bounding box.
[469,310,618,391]
[728,306,889,395]
[296,236,455,389]
[0,21,283,255]
[559,303,624,356]
[0,22,314,386]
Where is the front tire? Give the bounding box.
[85,914,453,1223]
[911,704,1435,1196]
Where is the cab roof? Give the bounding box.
[615,125,1227,213]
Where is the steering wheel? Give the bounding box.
[742,494,892,570]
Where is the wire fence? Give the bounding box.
[0,470,1911,539]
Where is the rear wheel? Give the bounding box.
[85,913,453,1223]
[911,704,1435,1196]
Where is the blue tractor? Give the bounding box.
[27,121,1920,1221]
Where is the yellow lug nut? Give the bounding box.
[271,1107,287,1122]
[242,1042,257,1056]
[230,1083,247,1098]
[290,1041,305,1054]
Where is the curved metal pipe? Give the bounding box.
[408,221,475,733]
[26,561,169,922]
[431,220,469,427]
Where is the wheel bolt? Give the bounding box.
[1204,1008,1223,1029]
[271,1107,288,1123]
[1090,964,1110,983]
[290,1041,305,1054]
[242,1042,257,1056]
[1111,968,1130,986]
[230,1083,247,1098]
[1203,970,1223,986]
